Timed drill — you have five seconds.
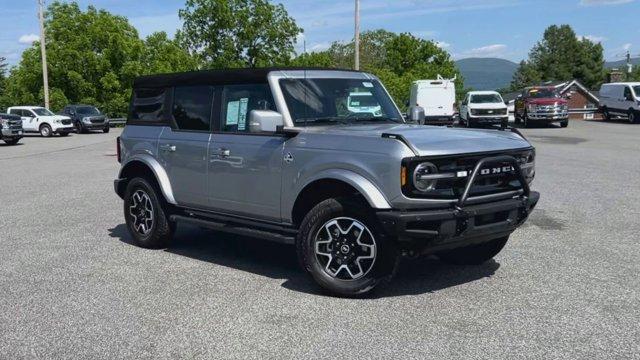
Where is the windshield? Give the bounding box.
[76,106,101,115]
[528,88,559,99]
[470,94,503,104]
[280,78,403,126]
[32,108,55,116]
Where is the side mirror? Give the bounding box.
[249,110,284,133]
[409,106,426,123]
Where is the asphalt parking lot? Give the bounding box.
[1,120,638,359]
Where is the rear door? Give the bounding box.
[207,83,285,222]
[157,85,214,209]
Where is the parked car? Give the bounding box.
[114,68,539,296]
[347,91,382,116]
[7,106,74,137]
[459,91,509,128]
[408,75,456,125]
[62,104,110,133]
[598,82,640,123]
[514,87,569,128]
[0,113,23,145]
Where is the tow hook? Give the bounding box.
[453,205,470,235]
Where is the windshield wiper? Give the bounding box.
[294,117,351,125]
[349,117,400,123]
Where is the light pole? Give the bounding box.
[38,0,50,109]
[354,0,360,70]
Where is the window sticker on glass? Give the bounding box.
[362,82,374,88]
[226,100,240,125]
[237,98,248,131]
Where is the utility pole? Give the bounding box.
[354,0,360,70]
[626,50,633,80]
[38,0,50,109]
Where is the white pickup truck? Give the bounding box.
[7,106,75,137]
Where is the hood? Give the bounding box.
[301,123,531,157]
[526,98,567,105]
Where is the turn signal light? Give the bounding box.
[401,166,407,186]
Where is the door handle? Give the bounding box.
[160,144,176,152]
[215,148,231,157]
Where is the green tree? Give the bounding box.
[510,25,606,90]
[0,56,9,110]
[1,1,196,116]
[178,0,302,68]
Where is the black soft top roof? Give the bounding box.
[133,67,358,88]
[0,113,20,119]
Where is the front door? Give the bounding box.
[157,85,215,209]
[208,83,285,222]
[20,110,37,131]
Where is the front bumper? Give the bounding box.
[378,191,539,254]
[81,120,109,130]
[527,112,568,121]
[1,128,23,137]
[468,115,508,124]
[423,115,455,125]
[53,125,75,133]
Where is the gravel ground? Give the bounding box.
[0,120,638,359]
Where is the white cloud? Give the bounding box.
[579,0,634,5]
[464,44,507,57]
[18,34,39,44]
[623,43,632,50]
[435,41,451,49]
[310,42,331,52]
[577,34,607,43]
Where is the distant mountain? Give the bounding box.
[455,57,519,91]
[604,57,640,69]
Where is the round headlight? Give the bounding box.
[413,162,438,192]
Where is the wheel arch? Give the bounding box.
[117,156,177,205]
[289,170,391,227]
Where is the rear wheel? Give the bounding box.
[438,236,509,265]
[40,124,52,137]
[629,109,638,124]
[124,177,174,249]
[296,198,398,296]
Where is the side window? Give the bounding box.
[130,87,167,123]
[220,84,275,133]
[172,86,214,131]
[624,87,633,101]
[8,109,17,116]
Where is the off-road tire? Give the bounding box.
[75,122,85,134]
[296,197,398,297]
[40,124,52,137]
[124,177,174,249]
[3,138,20,145]
[438,236,509,265]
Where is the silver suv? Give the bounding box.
[114,68,539,296]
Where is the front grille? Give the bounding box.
[61,119,71,125]
[536,104,566,113]
[90,119,104,124]
[403,150,532,200]
[8,120,22,130]
[472,108,507,116]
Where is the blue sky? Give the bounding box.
[1,0,638,67]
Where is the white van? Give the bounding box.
[347,92,382,116]
[598,82,640,123]
[408,75,456,125]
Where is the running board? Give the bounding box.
[169,214,296,245]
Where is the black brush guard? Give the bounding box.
[377,155,539,254]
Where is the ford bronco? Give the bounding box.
[114,68,539,296]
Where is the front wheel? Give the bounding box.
[103,126,110,133]
[560,120,568,128]
[124,177,174,249]
[438,236,508,265]
[40,124,52,137]
[296,198,398,296]
[629,109,638,124]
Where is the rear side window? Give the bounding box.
[172,86,214,131]
[220,84,275,133]
[130,88,167,122]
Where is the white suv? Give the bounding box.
[7,106,75,137]
[459,91,509,128]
